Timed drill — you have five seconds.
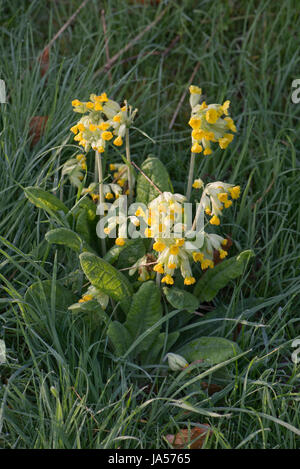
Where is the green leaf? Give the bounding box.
[107,321,132,356]
[45,228,95,253]
[124,280,162,355]
[163,287,199,313]
[178,336,241,366]
[79,252,133,312]
[142,331,180,364]
[136,156,173,205]
[116,239,146,269]
[193,250,254,302]
[24,186,68,215]
[104,239,146,266]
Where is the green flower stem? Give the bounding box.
[95,150,106,256]
[186,152,195,201]
[125,128,133,204]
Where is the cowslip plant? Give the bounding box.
[24,85,253,369]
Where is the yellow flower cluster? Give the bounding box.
[109,163,135,196]
[76,285,109,309]
[70,93,137,153]
[131,191,231,286]
[82,182,122,203]
[188,85,237,155]
[197,181,241,226]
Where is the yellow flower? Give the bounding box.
[168,263,177,269]
[94,102,103,111]
[170,245,179,255]
[224,117,237,132]
[205,109,219,124]
[161,274,174,285]
[77,123,85,131]
[192,179,203,189]
[144,228,152,238]
[189,85,202,95]
[78,294,93,303]
[115,237,125,246]
[229,185,241,199]
[176,238,185,247]
[224,199,233,208]
[221,100,230,115]
[86,102,94,109]
[191,142,203,153]
[97,146,105,153]
[70,125,78,134]
[201,259,214,270]
[95,92,108,103]
[219,133,234,149]
[192,252,204,262]
[154,263,164,274]
[98,122,110,131]
[101,131,113,141]
[72,99,81,107]
[219,249,228,259]
[113,115,121,123]
[184,276,196,285]
[113,136,123,146]
[105,192,114,200]
[188,116,202,130]
[210,215,220,225]
[192,129,205,140]
[104,227,110,234]
[135,207,146,217]
[109,164,116,171]
[203,147,212,156]
[89,124,97,132]
[153,241,166,252]
[217,192,228,203]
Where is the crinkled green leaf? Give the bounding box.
[79,252,133,312]
[124,280,162,355]
[178,336,241,365]
[163,287,199,313]
[136,156,173,205]
[193,250,254,302]
[45,228,95,253]
[24,186,68,215]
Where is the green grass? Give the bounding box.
[0,0,300,449]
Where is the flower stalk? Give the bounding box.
[95,150,106,255]
[125,127,133,204]
[186,152,195,201]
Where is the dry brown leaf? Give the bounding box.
[29,116,48,147]
[166,424,212,449]
[201,381,222,396]
[39,46,50,77]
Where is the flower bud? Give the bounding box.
[164,353,189,371]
